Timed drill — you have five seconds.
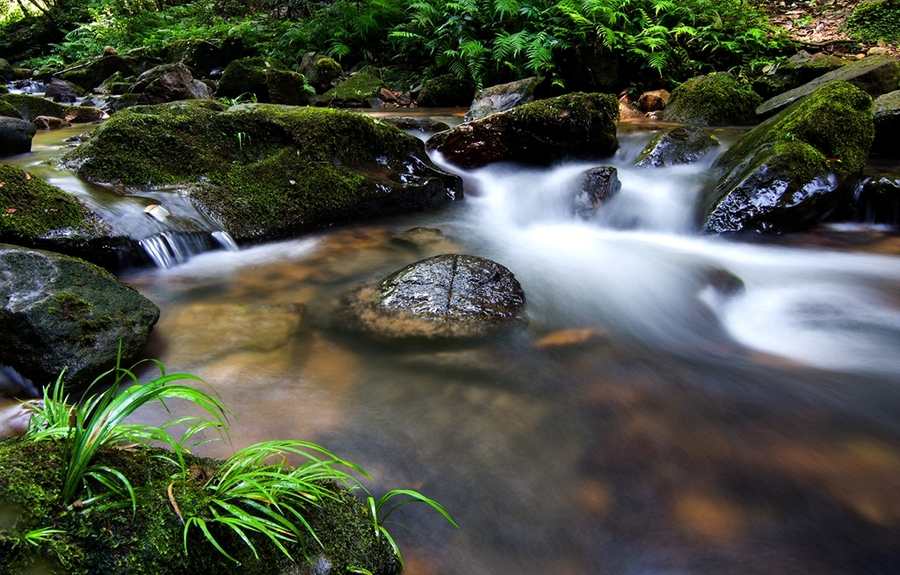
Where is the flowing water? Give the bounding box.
[9,119,900,574]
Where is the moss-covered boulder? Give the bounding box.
[756,55,900,118]
[0,57,13,81]
[463,76,549,122]
[0,244,159,391]
[662,73,762,126]
[873,89,900,156]
[427,92,619,169]
[0,438,400,575]
[341,254,527,340]
[0,117,35,155]
[166,37,246,77]
[700,81,874,233]
[0,93,66,122]
[57,54,137,91]
[635,126,720,167]
[131,62,213,105]
[0,165,130,266]
[0,99,19,119]
[417,74,474,108]
[752,51,848,100]
[317,73,385,108]
[60,100,462,241]
[299,51,344,94]
[216,57,308,105]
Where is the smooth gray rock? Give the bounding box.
[756,55,900,118]
[464,77,548,122]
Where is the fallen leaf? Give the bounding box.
[5,209,16,214]
[24,173,31,180]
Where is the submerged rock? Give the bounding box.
[427,92,619,169]
[0,244,160,392]
[701,81,874,234]
[343,254,526,340]
[662,73,761,126]
[635,126,720,167]
[61,100,462,241]
[756,55,900,118]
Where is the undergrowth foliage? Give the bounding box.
[4,0,792,88]
[21,354,457,568]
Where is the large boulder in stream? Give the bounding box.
[464,76,549,122]
[0,165,129,268]
[662,73,761,126]
[0,244,160,392]
[427,92,619,169]
[0,117,36,156]
[756,55,900,118]
[60,100,462,241]
[700,81,874,234]
[217,57,310,105]
[131,62,212,105]
[634,126,720,167]
[342,254,527,340]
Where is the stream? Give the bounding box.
[7,116,900,574]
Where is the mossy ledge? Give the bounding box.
[0,438,399,575]
[59,100,462,241]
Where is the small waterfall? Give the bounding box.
[139,231,238,269]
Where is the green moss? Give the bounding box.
[318,73,384,107]
[842,0,900,43]
[316,57,342,81]
[0,93,66,122]
[0,438,398,575]
[0,165,109,242]
[217,57,290,102]
[417,74,474,107]
[663,73,762,126]
[0,99,20,118]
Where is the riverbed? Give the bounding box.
[8,117,900,575]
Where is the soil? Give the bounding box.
[760,0,900,58]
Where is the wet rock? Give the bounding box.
[0,93,65,122]
[61,101,463,242]
[57,54,136,91]
[872,90,900,157]
[752,51,848,100]
[756,55,900,118]
[427,92,619,169]
[846,173,900,226]
[132,62,213,105]
[44,78,81,103]
[0,117,36,156]
[701,81,874,234]
[32,115,71,130]
[379,117,451,133]
[390,226,447,248]
[316,72,384,108]
[299,52,344,94]
[0,100,19,119]
[464,77,549,122]
[418,74,474,108]
[343,254,526,340]
[0,244,160,392]
[638,89,670,112]
[662,73,761,126]
[0,165,130,267]
[63,105,106,124]
[100,71,134,95]
[575,166,621,219]
[635,126,720,168]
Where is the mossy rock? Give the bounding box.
[101,71,135,95]
[166,37,246,77]
[60,100,462,241]
[418,74,474,107]
[317,73,385,108]
[57,54,136,91]
[0,99,19,118]
[842,0,900,43]
[0,244,160,391]
[299,52,343,94]
[216,57,292,103]
[752,53,848,100]
[0,57,13,81]
[662,73,762,126]
[0,438,400,575]
[701,81,874,233]
[634,126,720,167]
[427,92,619,169]
[0,84,9,96]
[265,67,311,106]
[0,93,66,122]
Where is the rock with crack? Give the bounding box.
[341,254,526,340]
